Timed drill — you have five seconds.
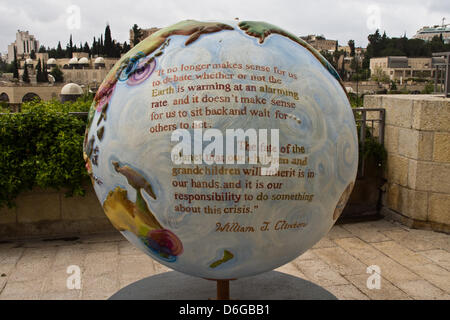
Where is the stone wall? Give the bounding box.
[343,81,426,95]
[0,184,115,240]
[364,94,450,233]
[0,85,65,104]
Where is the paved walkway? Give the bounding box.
[0,219,449,300]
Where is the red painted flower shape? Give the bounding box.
[146,229,183,256]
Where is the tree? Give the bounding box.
[50,65,64,83]
[30,50,36,60]
[122,41,131,53]
[36,59,44,82]
[12,47,19,79]
[100,34,104,55]
[104,24,113,57]
[0,60,16,74]
[42,62,49,82]
[371,66,389,83]
[56,41,64,58]
[348,40,355,57]
[22,64,30,83]
[390,80,397,91]
[83,42,90,54]
[91,37,98,56]
[320,50,336,72]
[132,24,143,46]
[38,45,47,53]
[66,34,74,58]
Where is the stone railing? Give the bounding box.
[364,94,450,233]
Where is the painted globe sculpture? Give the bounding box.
[83,20,358,279]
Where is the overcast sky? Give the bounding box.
[1,0,449,53]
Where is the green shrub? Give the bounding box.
[348,93,364,108]
[356,123,388,170]
[0,102,10,113]
[0,98,92,208]
[422,82,434,94]
[362,137,387,169]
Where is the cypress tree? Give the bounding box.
[42,62,49,82]
[12,47,19,79]
[66,34,74,58]
[22,64,30,83]
[36,59,43,82]
[83,42,90,54]
[100,34,104,55]
[132,24,143,46]
[104,24,113,57]
[56,41,63,58]
[50,65,64,83]
[91,37,97,56]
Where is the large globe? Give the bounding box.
[83,20,358,279]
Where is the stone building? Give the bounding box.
[1,52,119,103]
[414,24,450,43]
[370,56,444,81]
[41,55,119,88]
[338,45,366,59]
[129,27,160,47]
[7,30,40,63]
[300,35,337,52]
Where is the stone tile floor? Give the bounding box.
[0,218,449,300]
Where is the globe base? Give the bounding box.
[109,271,337,300]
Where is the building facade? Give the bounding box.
[370,56,444,81]
[6,53,118,92]
[129,27,160,47]
[7,31,40,63]
[414,25,450,43]
[300,35,337,52]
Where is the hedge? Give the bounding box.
[0,96,92,208]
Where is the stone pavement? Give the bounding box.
[0,219,449,300]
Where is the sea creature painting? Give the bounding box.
[103,161,183,262]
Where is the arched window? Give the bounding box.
[0,93,9,102]
[22,92,41,103]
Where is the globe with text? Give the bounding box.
[84,20,358,279]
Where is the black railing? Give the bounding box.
[432,52,450,98]
[352,108,385,178]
